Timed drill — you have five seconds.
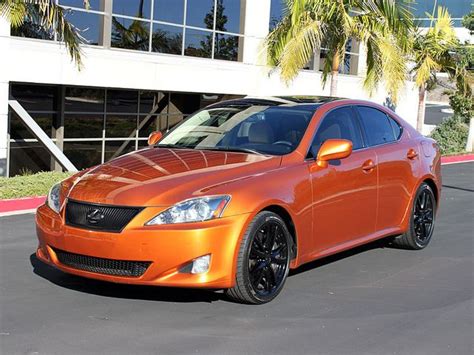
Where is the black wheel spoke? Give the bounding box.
[249,248,267,259]
[265,225,277,251]
[272,257,286,265]
[265,267,276,290]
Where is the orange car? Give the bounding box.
[36,97,441,304]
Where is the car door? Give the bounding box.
[355,105,417,233]
[308,106,378,253]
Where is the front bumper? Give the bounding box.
[35,203,251,289]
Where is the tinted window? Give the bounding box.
[388,116,402,140]
[310,107,363,157]
[357,106,396,146]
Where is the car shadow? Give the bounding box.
[31,238,394,303]
[30,254,223,303]
[289,237,393,277]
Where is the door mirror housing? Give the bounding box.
[148,131,163,146]
[316,139,353,168]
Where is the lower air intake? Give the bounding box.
[53,248,151,277]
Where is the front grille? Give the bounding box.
[54,248,151,277]
[65,199,143,232]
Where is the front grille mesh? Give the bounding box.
[65,199,143,232]
[54,248,151,277]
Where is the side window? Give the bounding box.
[357,106,396,146]
[388,115,402,140]
[310,107,364,157]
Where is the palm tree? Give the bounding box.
[265,0,413,99]
[411,7,458,132]
[0,0,89,68]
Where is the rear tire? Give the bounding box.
[392,182,436,250]
[225,211,291,304]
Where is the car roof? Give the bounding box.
[206,96,345,111]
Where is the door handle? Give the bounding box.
[362,159,376,172]
[407,149,418,160]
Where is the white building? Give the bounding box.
[0,0,471,176]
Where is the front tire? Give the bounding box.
[392,182,436,250]
[225,211,291,304]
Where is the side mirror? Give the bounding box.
[316,139,352,168]
[147,131,163,146]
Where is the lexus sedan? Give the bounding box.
[36,97,441,304]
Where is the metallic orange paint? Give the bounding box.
[35,99,441,289]
[147,131,163,146]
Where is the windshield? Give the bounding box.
[157,105,315,155]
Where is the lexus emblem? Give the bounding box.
[86,208,105,225]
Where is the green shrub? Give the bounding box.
[448,92,474,123]
[0,171,73,199]
[430,115,469,155]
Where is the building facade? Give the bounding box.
[0,0,470,176]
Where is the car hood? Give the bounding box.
[67,148,281,206]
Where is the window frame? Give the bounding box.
[305,104,366,160]
[353,105,404,149]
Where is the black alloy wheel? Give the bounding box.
[413,187,435,245]
[392,182,437,250]
[225,211,291,304]
[247,219,289,297]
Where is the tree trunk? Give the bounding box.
[417,85,426,133]
[330,53,340,97]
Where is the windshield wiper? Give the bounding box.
[198,146,264,155]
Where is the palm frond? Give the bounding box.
[278,18,323,82]
[1,0,90,69]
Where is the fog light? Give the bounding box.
[191,254,211,274]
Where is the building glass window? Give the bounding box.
[319,39,360,76]
[111,17,150,51]
[105,115,138,138]
[11,0,244,61]
[151,23,183,55]
[269,0,284,31]
[8,83,229,176]
[10,112,56,139]
[63,9,102,45]
[65,87,105,112]
[9,142,51,176]
[63,141,102,170]
[59,0,101,12]
[113,0,152,19]
[154,0,184,24]
[220,0,243,34]
[410,0,471,27]
[64,114,104,138]
[106,90,139,114]
[186,0,215,29]
[214,33,239,61]
[184,29,213,58]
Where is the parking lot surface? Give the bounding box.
[1,163,473,355]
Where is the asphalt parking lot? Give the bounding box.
[1,162,473,355]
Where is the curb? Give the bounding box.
[1,154,473,216]
[0,196,46,215]
[441,154,474,165]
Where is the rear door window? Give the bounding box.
[356,106,396,146]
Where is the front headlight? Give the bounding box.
[146,195,231,225]
[47,183,61,213]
